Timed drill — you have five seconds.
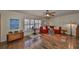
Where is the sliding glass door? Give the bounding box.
[24,19,41,35]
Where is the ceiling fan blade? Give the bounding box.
[51,14,55,16]
[51,12,56,14]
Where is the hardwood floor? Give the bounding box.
[41,34,78,49]
[0,34,79,49]
[0,35,44,49]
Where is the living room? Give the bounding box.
[0,10,79,49]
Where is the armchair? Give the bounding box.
[51,26,62,34]
[40,26,48,34]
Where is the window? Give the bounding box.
[24,19,41,33]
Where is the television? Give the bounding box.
[10,19,19,29]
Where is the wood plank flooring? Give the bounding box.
[0,34,79,49]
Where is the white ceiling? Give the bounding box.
[13,10,79,17]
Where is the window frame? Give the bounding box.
[24,19,41,32]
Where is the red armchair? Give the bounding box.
[40,26,48,34]
[51,26,61,34]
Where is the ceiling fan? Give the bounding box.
[42,10,56,19]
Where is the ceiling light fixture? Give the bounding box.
[43,10,55,19]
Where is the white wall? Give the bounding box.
[50,13,79,35]
[0,11,26,42]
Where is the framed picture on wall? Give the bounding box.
[10,19,19,29]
